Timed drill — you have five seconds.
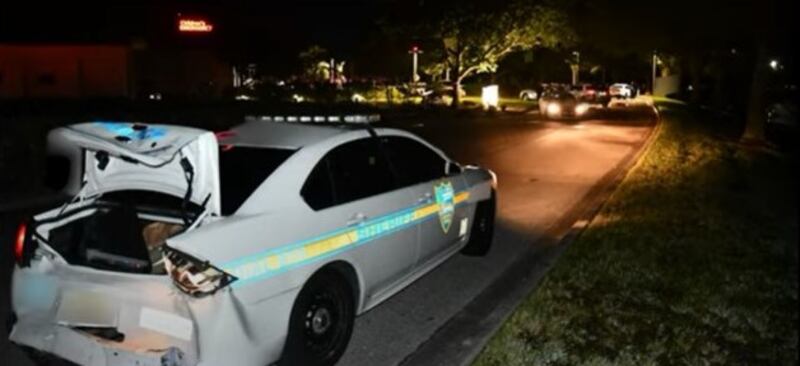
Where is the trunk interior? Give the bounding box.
[39,191,202,275]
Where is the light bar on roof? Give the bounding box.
[245,114,381,124]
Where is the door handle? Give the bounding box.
[347,213,368,226]
[418,192,433,203]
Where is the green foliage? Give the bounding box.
[298,45,329,81]
[351,84,409,104]
[298,45,346,82]
[474,103,798,366]
[421,1,575,83]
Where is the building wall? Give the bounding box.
[131,48,231,99]
[654,74,681,97]
[0,45,129,98]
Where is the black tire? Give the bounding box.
[461,190,496,256]
[279,269,355,366]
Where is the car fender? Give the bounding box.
[461,167,494,203]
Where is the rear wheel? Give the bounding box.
[280,269,355,366]
[461,190,496,256]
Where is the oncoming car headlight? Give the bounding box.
[164,247,237,297]
[575,103,590,116]
[546,103,561,116]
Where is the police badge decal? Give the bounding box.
[434,181,455,233]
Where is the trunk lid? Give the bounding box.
[52,122,221,216]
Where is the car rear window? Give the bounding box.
[219,146,295,215]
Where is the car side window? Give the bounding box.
[382,136,447,187]
[301,158,336,210]
[302,138,397,210]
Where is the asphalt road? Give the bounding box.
[342,108,654,365]
[0,107,654,365]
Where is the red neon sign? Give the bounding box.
[179,18,214,33]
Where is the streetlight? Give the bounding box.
[571,51,580,85]
[652,51,658,95]
[409,45,423,83]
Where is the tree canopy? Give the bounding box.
[384,0,575,104]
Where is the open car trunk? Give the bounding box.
[35,190,202,274]
[11,190,208,365]
[48,122,222,216]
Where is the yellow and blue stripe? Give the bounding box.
[223,191,470,288]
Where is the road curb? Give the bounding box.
[400,108,662,366]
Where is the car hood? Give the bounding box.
[50,122,221,215]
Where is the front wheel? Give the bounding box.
[461,190,496,256]
[279,270,355,366]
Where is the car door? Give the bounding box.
[300,137,417,300]
[381,136,469,268]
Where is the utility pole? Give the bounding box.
[571,51,580,85]
[651,51,658,95]
[330,58,336,84]
[409,45,422,83]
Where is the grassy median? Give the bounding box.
[474,101,798,365]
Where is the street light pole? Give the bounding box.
[651,51,657,95]
[409,46,423,83]
[571,51,580,85]
[330,58,336,84]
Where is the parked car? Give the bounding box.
[608,83,635,99]
[423,83,465,104]
[539,90,591,119]
[8,117,497,366]
[519,89,538,101]
[570,83,609,105]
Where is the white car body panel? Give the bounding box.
[49,122,222,215]
[10,120,495,366]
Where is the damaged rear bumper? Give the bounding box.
[10,261,296,366]
[9,263,201,366]
[11,323,189,366]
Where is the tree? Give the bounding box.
[742,45,769,142]
[298,45,329,81]
[298,45,346,83]
[413,0,575,106]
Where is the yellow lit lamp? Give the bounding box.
[482,85,499,111]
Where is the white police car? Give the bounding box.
[9,115,497,366]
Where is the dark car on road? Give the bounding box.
[539,90,590,119]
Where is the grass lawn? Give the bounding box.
[473,101,798,365]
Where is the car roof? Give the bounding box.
[220,119,367,150]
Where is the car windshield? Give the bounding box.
[218,146,295,215]
[545,92,573,100]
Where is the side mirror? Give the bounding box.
[446,161,463,176]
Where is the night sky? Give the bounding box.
[1,1,795,77]
[0,2,380,72]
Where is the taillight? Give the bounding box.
[14,222,26,262]
[164,247,237,297]
[13,221,37,267]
